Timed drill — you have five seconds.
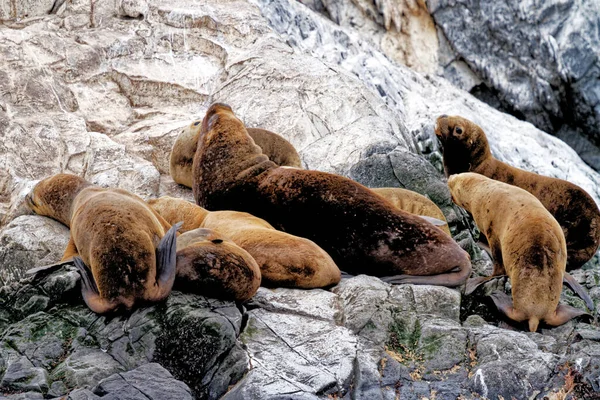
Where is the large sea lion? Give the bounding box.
[371,188,451,235]
[26,174,180,314]
[174,228,261,301]
[170,121,301,188]
[148,196,341,288]
[448,173,588,331]
[435,115,600,270]
[190,103,472,287]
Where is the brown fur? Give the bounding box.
[189,103,471,287]
[449,173,585,331]
[27,174,176,313]
[148,196,341,288]
[372,188,451,235]
[436,115,600,270]
[174,228,261,301]
[170,120,301,188]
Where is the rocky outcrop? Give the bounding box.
[0,1,599,399]
[1,268,599,399]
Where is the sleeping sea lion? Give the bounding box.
[174,227,261,301]
[435,115,600,270]
[170,121,301,188]
[448,172,588,331]
[26,174,180,314]
[148,196,341,288]
[371,188,451,235]
[190,103,471,287]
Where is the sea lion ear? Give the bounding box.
[207,114,220,131]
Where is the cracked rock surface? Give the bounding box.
[0,1,600,399]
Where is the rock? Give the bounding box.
[92,363,193,399]
[0,266,247,399]
[0,215,70,285]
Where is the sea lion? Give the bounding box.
[448,172,588,331]
[170,121,301,188]
[26,174,180,314]
[148,196,341,288]
[371,188,451,235]
[174,227,261,301]
[190,103,471,287]
[435,115,600,270]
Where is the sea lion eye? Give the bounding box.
[455,127,463,135]
[193,121,200,126]
[211,239,223,244]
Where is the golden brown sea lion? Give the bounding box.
[448,173,588,331]
[371,188,451,235]
[189,103,471,287]
[174,227,261,301]
[435,115,600,270]
[170,121,301,188]
[26,174,180,314]
[148,196,341,288]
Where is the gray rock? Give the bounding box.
[92,363,192,400]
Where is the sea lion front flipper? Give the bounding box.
[153,221,183,299]
[417,215,448,227]
[73,257,117,314]
[25,258,75,276]
[544,304,591,327]
[380,260,471,288]
[464,275,505,295]
[563,273,595,311]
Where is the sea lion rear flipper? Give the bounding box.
[464,275,505,295]
[417,215,447,227]
[544,304,591,327]
[380,260,471,288]
[489,291,532,329]
[563,273,595,311]
[73,257,117,314]
[154,221,183,299]
[25,258,75,276]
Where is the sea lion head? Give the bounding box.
[201,103,234,137]
[434,115,492,175]
[26,173,92,226]
[447,172,483,211]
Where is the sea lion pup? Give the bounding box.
[170,121,301,188]
[26,174,180,314]
[174,228,261,301]
[448,173,588,332]
[371,188,451,235]
[191,103,471,287]
[147,196,341,288]
[435,115,600,270]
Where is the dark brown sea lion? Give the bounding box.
[448,173,588,331]
[148,196,341,288]
[170,120,301,188]
[190,103,471,287]
[26,174,180,314]
[371,187,451,235]
[435,115,600,270]
[174,227,261,301]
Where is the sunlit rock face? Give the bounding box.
[0,1,599,399]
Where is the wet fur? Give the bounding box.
[190,104,471,286]
[436,115,600,270]
[449,173,585,331]
[170,120,301,188]
[148,196,341,288]
[27,174,176,313]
